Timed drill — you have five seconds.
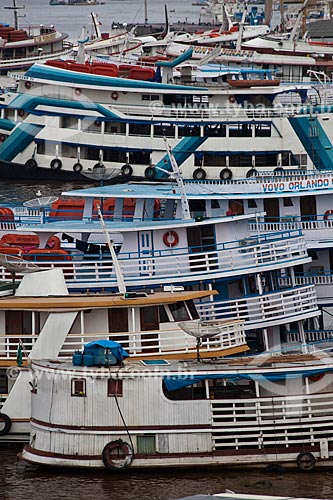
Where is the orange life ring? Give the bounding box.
[228,95,236,104]
[111,91,119,101]
[324,210,333,221]
[163,230,179,247]
[74,88,82,96]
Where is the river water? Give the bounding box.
[1,446,333,500]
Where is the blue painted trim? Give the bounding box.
[0,118,16,131]
[155,136,207,178]
[0,122,43,161]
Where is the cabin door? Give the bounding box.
[263,198,279,223]
[187,225,217,272]
[229,199,244,215]
[139,231,154,276]
[5,311,23,359]
[300,195,317,221]
[140,306,160,353]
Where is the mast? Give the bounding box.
[144,0,148,23]
[4,0,25,30]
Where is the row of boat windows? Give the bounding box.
[35,141,304,169]
[58,118,273,138]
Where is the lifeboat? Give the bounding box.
[0,208,14,221]
[50,199,85,219]
[129,67,155,81]
[0,246,23,255]
[227,79,280,88]
[0,234,39,248]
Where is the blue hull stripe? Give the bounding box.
[155,136,207,178]
[0,122,43,161]
[0,118,16,132]
[289,116,333,169]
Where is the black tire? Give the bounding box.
[274,167,284,175]
[144,166,156,180]
[246,168,258,178]
[73,162,83,173]
[25,158,37,170]
[220,168,232,181]
[0,413,11,436]
[50,158,62,170]
[296,452,316,471]
[121,164,133,178]
[193,168,206,180]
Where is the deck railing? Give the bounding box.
[211,391,333,450]
[197,285,319,329]
[0,321,246,361]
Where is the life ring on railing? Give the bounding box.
[0,413,12,436]
[324,210,333,221]
[74,88,82,96]
[228,95,236,104]
[102,440,133,471]
[111,91,119,101]
[163,230,179,247]
[73,162,83,173]
[309,372,325,382]
[296,452,316,471]
[50,158,62,170]
[24,81,32,89]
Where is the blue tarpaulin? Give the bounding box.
[84,340,129,361]
[163,368,331,391]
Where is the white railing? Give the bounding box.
[211,391,333,450]
[1,44,73,68]
[0,321,246,361]
[197,285,319,329]
[286,330,333,343]
[0,234,309,289]
[249,220,333,233]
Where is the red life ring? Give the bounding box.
[309,372,325,382]
[324,210,333,221]
[163,230,179,247]
[102,440,133,470]
[111,91,119,101]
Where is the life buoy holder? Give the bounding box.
[163,230,179,247]
[220,167,232,181]
[102,440,133,471]
[50,158,62,170]
[324,210,333,221]
[121,164,133,177]
[111,91,119,101]
[193,168,206,180]
[24,81,32,89]
[25,158,37,170]
[228,95,236,104]
[73,162,83,173]
[296,452,316,471]
[74,88,82,96]
[0,413,12,436]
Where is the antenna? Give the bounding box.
[23,195,58,223]
[4,0,25,30]
[0,254,40,294]
[96,204,126,295]
[161,137,191,220]
[178,320,223,362]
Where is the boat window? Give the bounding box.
[169,301,190,322]
[158,305,169,323]
[0,369,8,394]
[128,123,151,136]
[203,124,226,137]
[178,125,201,137]
[185,300,199,320]
[154,124,175,138]
[248,199,257,208]
[107,379,123,397]
[229,154,252,167]
[104,122,126,134]
[128,151,151,165]
[71,378,86,397]
[255,124,271,137]
[229,124,252,137]
[142,94,160,101]
[36,140,45,154]
[163,380,206,400]
[283,197,294,207]
[202,153,227,167]
[60,116,78,129]
[86,147,100,161]
[103,150,127,163]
